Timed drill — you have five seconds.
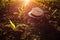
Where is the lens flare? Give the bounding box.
[24,0,30,6]
[25,0,30,3]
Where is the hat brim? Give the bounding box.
[28,11,36,18]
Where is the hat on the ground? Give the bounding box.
[28,7,44,18]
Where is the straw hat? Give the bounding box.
[28,7,44,18]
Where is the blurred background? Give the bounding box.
[0,0,60,40]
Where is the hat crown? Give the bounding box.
[28,7,44,18]
[31,7,44,16]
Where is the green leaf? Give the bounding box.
[9,20,16,30]
[52,9,57,15]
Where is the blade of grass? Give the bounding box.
[9,20,16,30]
[52,9,57,15]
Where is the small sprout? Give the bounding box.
[52,9,57,15]
[0,28,2,31]
[3,32,7,35]
[49,7,51,10]
[53,16,56,18]
[9,20,16,30]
